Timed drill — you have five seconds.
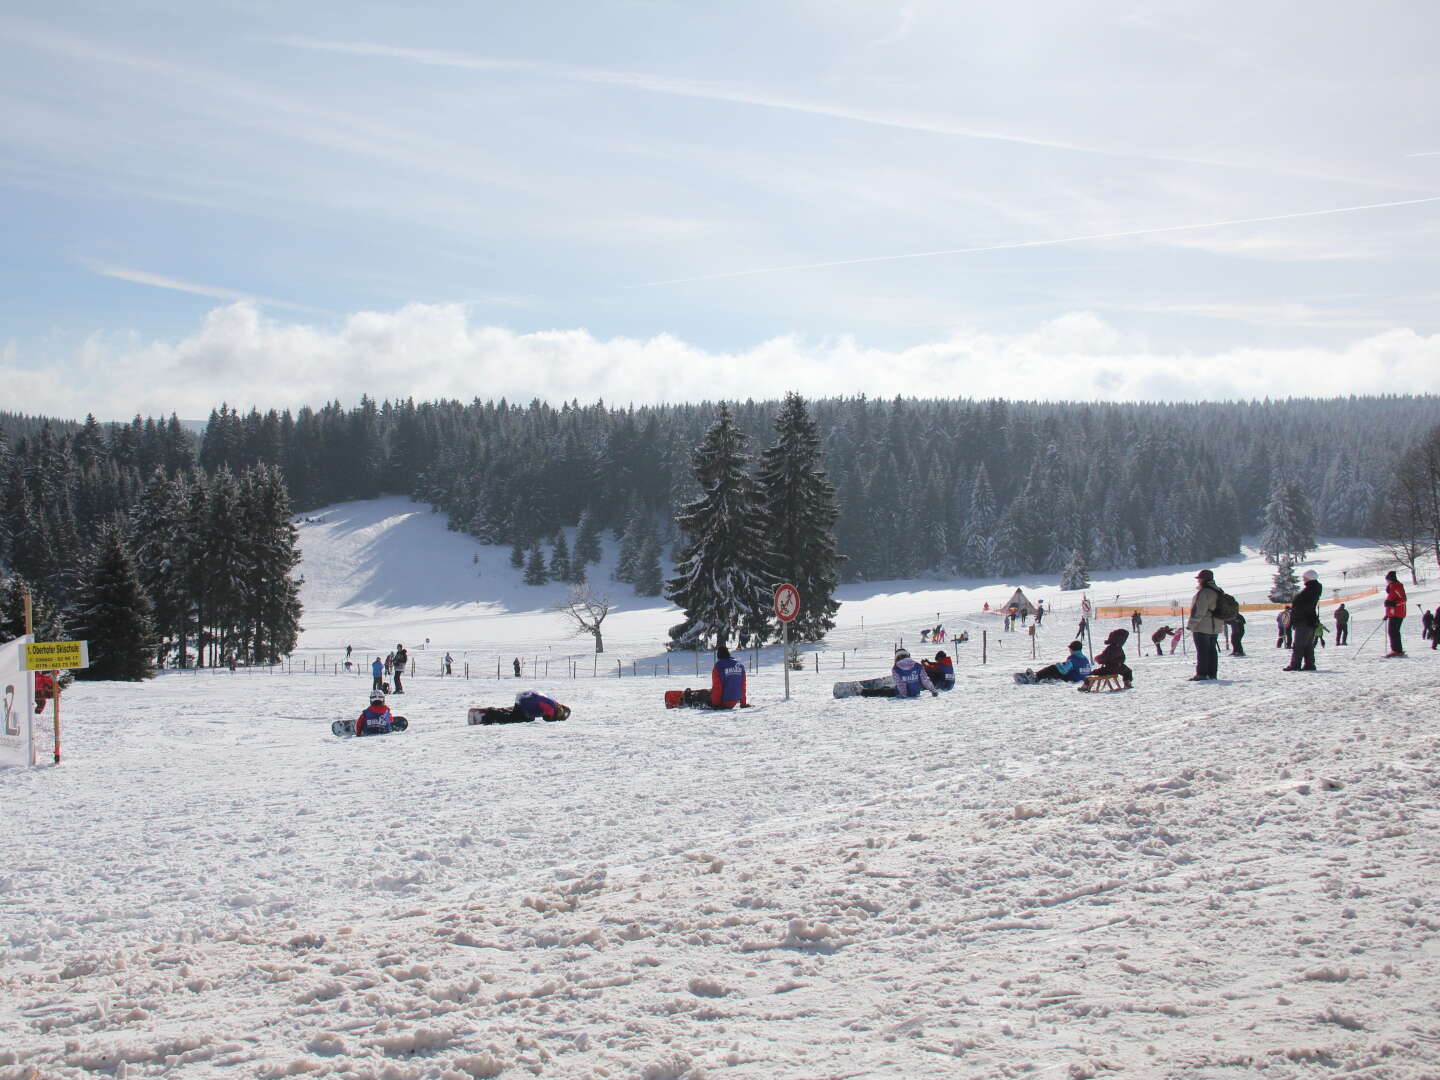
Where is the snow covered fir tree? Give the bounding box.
[666,404,777,650]
[1059,549,1091,591]
[1269,557,1301,603]
[1260,473,1318,564]
[72,522,158,681]
[754,393,843,642]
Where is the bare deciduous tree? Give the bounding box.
[1371,424,1440,584]
[555,585,612,653]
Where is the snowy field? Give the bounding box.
[4,497,1439,1079]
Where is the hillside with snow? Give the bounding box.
[3,498,1438,1079]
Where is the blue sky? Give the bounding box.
[3,1,1440,418]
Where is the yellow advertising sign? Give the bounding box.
[24,641,90,670]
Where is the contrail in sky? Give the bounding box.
[631,195,1440,288]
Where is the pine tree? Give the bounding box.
[0,574,68,644]
[613,508,646,584]
[549,531,572,583]
[1269,556,1300,603]
[753,392,843,641]
[73,523,158,681]
[960,464,1000,577]
[633,534,664,597]
[1260,473,1317,564]
[509,540,525,570]
[128,469,192,666]
[1059,549,1091,591]
[666,404,776,649]
[524,540,548,585]
[574,509,604,566]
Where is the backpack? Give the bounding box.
[1210,587,1239,623]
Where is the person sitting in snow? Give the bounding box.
[356,691,396,736]
[861,648,938,698]
[707,645,749,709]
[922,650,955,690]
[1082,629,1132,690]
[1022,641,1091,684]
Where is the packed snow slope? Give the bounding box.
[3,497,1438,1079]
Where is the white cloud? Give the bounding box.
[5,302,1438,421]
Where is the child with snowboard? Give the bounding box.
[339,691,409,737]
[1016,640,1090,684]
[1080,629,1132,691]
[665,646,750,709]
[851,649,938,698]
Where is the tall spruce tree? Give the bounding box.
[73,523,158,681]
[1269,556,1300,603]
[633,534,664,597]
[754,393,842,641]
[1059,549,1091,591]
[524,540,548,585]
[549,531,572,583]
[574,509,604,566]
[1260,474,1317,564]
[666,404,775,649]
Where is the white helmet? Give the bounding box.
[894,648,910,661]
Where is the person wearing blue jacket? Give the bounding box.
[709,646,748,708]
[1029,641,1092,683]
[922,650,955,690]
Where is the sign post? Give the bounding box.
[24,641,90,765]
[773,583,800,702]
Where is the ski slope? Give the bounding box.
[3,497,1438,1079]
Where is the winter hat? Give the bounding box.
[894,648,910,661]
[1068,640,1084,651]
[370,690,385,703]
[716,645,731,659]
[1196,569,1214,581]
[934,651,948,660]
[1302,569,1318,581]
[1385,570,1398,582]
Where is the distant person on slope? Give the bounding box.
[392,643,408,694]
[1229,611,1247,657]
[1334,603,1350,645]
[1284,570,1322,671]
[371,656,384,693]
[1150,625,1173,657]
[1383,570,1407,657]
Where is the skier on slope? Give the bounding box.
[1383,570,1407,657]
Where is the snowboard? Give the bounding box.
[833,676,894,699]
[332,716,408,738]
[1013,669,1038,685]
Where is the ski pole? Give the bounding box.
[1353,619,1385,656]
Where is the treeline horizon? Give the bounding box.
[2,393,1436,609]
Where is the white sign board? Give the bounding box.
[0,636,34,769]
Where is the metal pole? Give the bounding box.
[782,620,791,701]
[982,630,987,665]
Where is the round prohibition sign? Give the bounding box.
[774,583,801,623]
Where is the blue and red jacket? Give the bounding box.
[356,703,394,735]
[515,690,561,720]
[922,656,955,690]
[710,657,747,708]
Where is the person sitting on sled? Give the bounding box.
[356,691,395,736]
[514,689,572,722]
[922,650,955,690]
[1025,640,1092,684]
[1081,628,1132,690]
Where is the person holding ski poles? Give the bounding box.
[1384,570,1407,657]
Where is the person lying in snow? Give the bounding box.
[1017,641,1091,684]
[1081,629,1132,690]
[472,690,573,725]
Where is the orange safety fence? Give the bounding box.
[1094,586,1378,620]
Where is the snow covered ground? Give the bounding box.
[4,497,1439,1079]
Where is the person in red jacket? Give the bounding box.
[355,691,395,736]
[1384,570,1407,657]
[34,670,56,713]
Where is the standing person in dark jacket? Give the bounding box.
[1229,611,1247,656]
[1334,603,1350,645]
[1283,570,1321,671]
[1150,625,1172,656]
[1275,607,1293,648]
[1082,628,1132,690]
[392,643,408,694]
[1187,570,1223,681]
[1383,571,1407,657]
[1423,609,1435,641]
